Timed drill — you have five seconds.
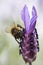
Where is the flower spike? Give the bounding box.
[20,5,39,64]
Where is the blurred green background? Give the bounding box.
[0,0,43,65]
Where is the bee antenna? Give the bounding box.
[17,24,23,29]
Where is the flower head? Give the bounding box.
[21,5,37,34]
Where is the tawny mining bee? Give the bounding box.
[6,23,25,43]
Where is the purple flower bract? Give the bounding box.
[21,5,37,34]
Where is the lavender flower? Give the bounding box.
[20,5,39,64]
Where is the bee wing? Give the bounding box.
[28,6,37,33]
[21,5,30,33]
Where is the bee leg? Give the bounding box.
[15,38,22,55]
[15,39,20,44]
[19,49,22,55]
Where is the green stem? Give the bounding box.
[29,62,32,65]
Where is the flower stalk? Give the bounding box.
[29,62,32,65]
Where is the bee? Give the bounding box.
[6,23,25,44]
[10,24,25,43]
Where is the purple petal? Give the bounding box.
[32,6,37,17]
[21,5,30,33]
[29,6,37,33]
